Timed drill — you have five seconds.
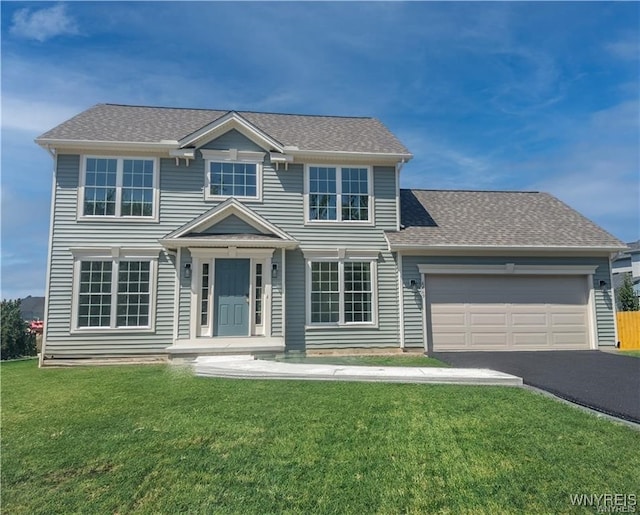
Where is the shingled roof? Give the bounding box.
[386,189,625,250]
[37,103,411,155]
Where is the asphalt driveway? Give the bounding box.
[433,351,640,423]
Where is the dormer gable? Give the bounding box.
[179,111,284,152]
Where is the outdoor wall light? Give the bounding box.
[184,263,192,279]
[410,279,418,291]
[599,280,608,290]
[272,263,278,279]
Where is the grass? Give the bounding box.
[276,353,448,367]
[620,350,640,358]
[2,360,639,514]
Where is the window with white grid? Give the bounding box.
[208,162,258,198]
[78,261,113,327]
[310,262,340,323]
[116,261,151,327]
[255,263,263,325]
[341,168,369,221]
[122,159,154,216]
[84,158,117,216]
[344,262,372,322]
[307,166,370,223]
[74,253,155,331]
[200,263,210,327]
[308,259,376,326]
[81,157,156,219]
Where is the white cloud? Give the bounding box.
[1,97,81,134]
[606,36,640,62]
[10,4,78,42]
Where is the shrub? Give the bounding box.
[1,299,36,360]
[616,274,640,311]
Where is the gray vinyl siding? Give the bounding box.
[201,215,262,234]
[401,255,616,349]
[302,250,400,351]
[45,131,401,356]
[44,153,176,356]
[200,129,264,152]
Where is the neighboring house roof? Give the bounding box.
[613,240,640,261]
[36,103,411,155]
[386,189,625,251]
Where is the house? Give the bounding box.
[35,103,626,364]
[611,241,640,301]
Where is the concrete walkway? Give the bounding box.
[193,355,523,386]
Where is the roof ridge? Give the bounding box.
[101,103,374,120]
[403,188,541,194]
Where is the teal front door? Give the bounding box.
[214,259,250,337]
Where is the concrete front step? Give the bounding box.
[193,356,523,386]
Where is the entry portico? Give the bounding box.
[160,198,297,356]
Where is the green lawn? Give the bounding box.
[2,360,639,514]
[276,353,448,367]
[620,350,640,358]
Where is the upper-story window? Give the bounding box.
[306,165,372,223]
[202,149,264,201]
[80,157,157,220]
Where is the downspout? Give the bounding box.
[395,160,405,232]
[39,147,57,366]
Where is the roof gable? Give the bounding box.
[163,198,296,243]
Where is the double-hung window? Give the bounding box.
[202,149,264,201]
[308,257,376,326]
[81,157,157,219]
[72,249,157,331]
[307,165,371,223]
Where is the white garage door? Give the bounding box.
[427,275,591,351]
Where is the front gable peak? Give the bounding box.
[160,199,297,249]
[179,111,284,152]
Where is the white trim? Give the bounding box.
[173,247,181,341]
[587,274,598,350]
[302,248,380,260]
[160,238,297,249]
[189,256,199,338]
[287,148,412,164]
[179,112,284,152]
[421,272,428,354]
[36,138,179,153]
[189,247,275,259]
[70,250,159,334]
[40,153,58,364]
[390,243,626,253]
[200,149,266,162]
[281,247,286,341]
[303,164,374,226]
[77,155,160,222]
[304,256,379,328]
[417,264,599,275]
[397,253,405,350]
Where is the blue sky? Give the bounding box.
[1,1,639,299]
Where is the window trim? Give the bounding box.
[77,155,160,222]
[303,164,374,226]
[202,149,264,202]
[70,247,159,333]
[305,255,378,328]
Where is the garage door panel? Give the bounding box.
[512,332,550,346]
[427,275,590,351]
[469,312,507,326]
[470,333,508,346]
[511,313,547,327]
